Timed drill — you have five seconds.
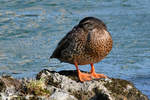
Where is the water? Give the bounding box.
[0,0,150,98]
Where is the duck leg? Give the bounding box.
[90,63,107,79]
[74,62,92,82]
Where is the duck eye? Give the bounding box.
[84,23,94,30]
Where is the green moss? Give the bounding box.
[26,79,50,96]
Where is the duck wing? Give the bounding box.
[50,26,78,59]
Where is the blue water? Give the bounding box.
[0,0,150,98]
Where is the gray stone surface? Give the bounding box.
[49,91,77,100]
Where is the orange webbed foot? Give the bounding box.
[91,72,107,79]
[78,71,92,82]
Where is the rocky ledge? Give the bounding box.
[0,69,148,100]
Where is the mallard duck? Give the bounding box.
[50,17,113,82]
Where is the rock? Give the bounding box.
[0,75,22,99]
[0,69,148,100]
[49,91,77,100]
[36,69,148,100]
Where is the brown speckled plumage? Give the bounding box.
[50,17,113,65]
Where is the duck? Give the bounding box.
[50,17,113,82]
